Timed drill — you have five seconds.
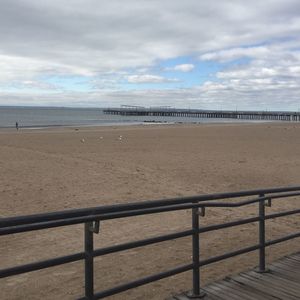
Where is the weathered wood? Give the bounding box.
[225,277,276,300]
[170,252,300,300]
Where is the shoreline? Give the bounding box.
[0,119,287,132]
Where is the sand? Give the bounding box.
[0,123,299,300]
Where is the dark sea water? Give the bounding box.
[0,106,259,128]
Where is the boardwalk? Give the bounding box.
[170,252,300,300]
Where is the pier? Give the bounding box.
[103,107,300,122]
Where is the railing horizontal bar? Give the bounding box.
[2,186,300,228]
[92,196,279,220]
[0,200,261,235]
[265,208,300,220]
[0,252,85,279]
[0,198,263,236]
[2,201,299,236]
[203,198,260,207]
[265,232,300,247]
[80,263,194,300]
[0,203,203,235]
[199,216,260,233]
[100,196,278,219]
[0,218,85,236]
[263,191,300,200]
[200,244,261,267]
[93,229,193,257]
[203,191,300,207]
[0,203,196,235]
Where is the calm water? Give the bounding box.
[0,106,259,128]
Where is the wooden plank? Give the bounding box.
[214,280,265,300]
[172,294,189,300]
[235,273,299,300]
[247,270,300,290]
[288,252,300,261]
[226,277,277,300]
[201,290,225,300]
[273,259,300,270]
[285,257,300,266]
[246,270,300,294]
[168,291,221,300]
[213,281,255,300]
[269,266,300,283]
[271,262,299,273]
[270,264,300,279]
[271,260,300,273]
[204,284,240,300]
[242,272,300,298]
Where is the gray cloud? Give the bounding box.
[1,84,299,111]
[2,1,300,72]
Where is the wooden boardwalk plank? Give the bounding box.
[238,273,299,299]
[246,271,300,293]
[225,277,277,300]
[232,274,297,300]
[170,252,300,300]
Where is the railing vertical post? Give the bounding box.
[192,206,200,297]
[187,204,205,298]
[85,222,94,299]
[258,194,268,273]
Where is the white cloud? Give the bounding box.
[200,46,270,62]
[171,64,195,72]
[127,74,179,83]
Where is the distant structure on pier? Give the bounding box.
[103,107,300,122]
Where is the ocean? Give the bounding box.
[0,106,259,128]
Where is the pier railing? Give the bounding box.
[0,186,300,299]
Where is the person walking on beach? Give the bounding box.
[16,122,19,131]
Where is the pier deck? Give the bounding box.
[170,252,300,300]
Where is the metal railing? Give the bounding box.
[0,186,300,299]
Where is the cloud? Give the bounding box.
[169,64,195,72]
[1,1,300,109]
[127,74,179,83]
[1,1,300,75]
[1,85,299,111]
[200,46,270,62]
[0,53,94,84]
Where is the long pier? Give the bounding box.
[103,107,300,121]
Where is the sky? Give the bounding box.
[1,0,300,110]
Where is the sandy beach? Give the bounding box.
[0,123,299,300]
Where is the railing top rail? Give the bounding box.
[1,185,300,229]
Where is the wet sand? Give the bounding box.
[0,123,299,299]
